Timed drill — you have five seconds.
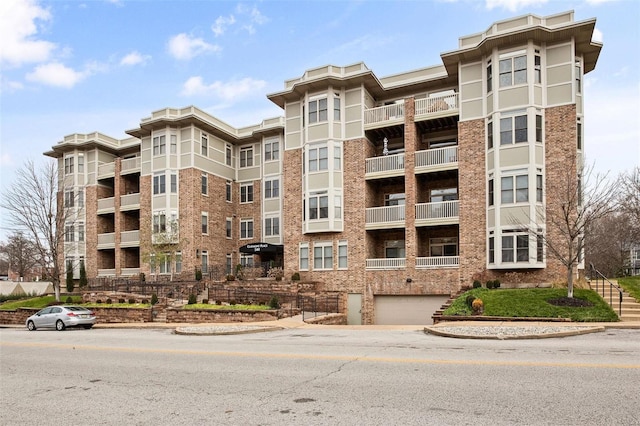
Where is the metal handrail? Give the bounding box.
[589,264,623,316]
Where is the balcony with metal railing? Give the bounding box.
[97,269,116,277]
[365,205,405,230]
[121,268,141,276]
[415,200,459,226]
[365,153,405,179]
[414,93,459,120]
[415,146,458,173]
[416,256,460,269]
[365,258,406,270]
[364,103,405,129]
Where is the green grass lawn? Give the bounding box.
[0,295,83,310]
[183,303,271,311]
[443,288,619,322]
[618,276,640,302]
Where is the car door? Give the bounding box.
[34,307,52,328]
[48,307,63,327]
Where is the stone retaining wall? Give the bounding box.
[304,313,347,325]
[166,308,278,323]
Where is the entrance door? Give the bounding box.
[347,293,362,325]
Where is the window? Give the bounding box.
[334,146,341,170]
[487,60,492,92]
[265,217,280,236]
[64,190,74,208]
[175,252,182,273]
[299,243,309,270]
[385,193,405,206]
[170,135,177,154]
[430,188,458,202]
[201,213,208,234]
[487,121,493,149]
[77,154,84,173]
[536,114,543,143]
[153,212,166,234]
[201,251,208,274]
[226,144,232,166]
[226,218,232,238]
[430,237,457,257]
[534,54,541,84]
[65,224,75,242]
[536,175,543,202]
[64,157,74,175]
[201,173,208,195]
[226,254,232,275]
[264,179,279,199]
[500,114,527,145]
[575,60,582,94]
[240,219,254,239]
[537,234,544,262]
[308,98,328,124]
[308,146,328,172]
[501,176,513,204]
[159,254,170,274]
[240,183,253,203]
[577,121,582,150]
[77,189,84,208]
[170,174,177,193]
[488,179,494,206]
[314,242,333,270]
[226,181,232,202]
[201,133,208,156]
[240,146,253,168]
[78,223,85,242]
[240,253,254,267]
[499,54,527,87]
[264,141,279,161]
[153,135,166,156]
[334,196,342,219]
[517,235,529,262]
[385,240,405,258]
[334,96,341,120]
[308,194,328,220]
[515,175,528,202]
[489,237,495,264]
[502,235,514,262]
[338,241,347,269]
[153,174,165,195]
[502,234,529,263]
[501,174,528,204]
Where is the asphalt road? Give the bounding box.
[1,327,639,425]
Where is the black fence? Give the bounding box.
[88,278,204,300]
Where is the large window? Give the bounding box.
[170,135,177,154]
[308,194,328,220]
[64,224,74,242]
[308,97,327,124]
[153,212,166,234]
[299,243,309,270]
[385,193,405,206]
[502,234,529,263]
[264,141,279,161]
[240,146,253,168]
[264,179,279,199]
[153,174,165,195]
[77,223,85,242]
[308,145,328,172]
[64,190,74,208]
[499,54,527,87]
[430,237,457,257]
[501,174,528,204]
[500,114,527,145]
[265,217,280,236]
[240,183,253,203]
[64,156,74,175]
[153,135,166,156]
[385,240,405,259]
[240,219,254,239]
[313,242,333,270]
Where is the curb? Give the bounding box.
[174,325,284,336]
[424,325,606,340]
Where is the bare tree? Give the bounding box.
[619,166,640,241]
[0,232,39,280]
[585,212,635,277]
[141,219,186,282]
[3,160,66,300]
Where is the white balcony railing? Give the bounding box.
[416,256,460,269]
[97,197,115,211]
[415,146,458,169]
[97,162,115,177]
[121,157,141,174]
[415,93,458,116]
[121,230,140,246]
[366,258,406,270]
[121,268,141,276]
[366,205,405,225]
[120,193,140,209]
[97,269,116,277]
[97,232,115,247]
[364,103,405,126]
[365,153,405,175]
[415,200,459,221]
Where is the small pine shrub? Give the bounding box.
[188,294,197,305]
[291,272,301,281]
[119,298,125,304]
[229,299,236,306]
[493,279,501,289]
[106,298,112,304]
[65,296,73,303]
[268,296,280,309]
[215,300,222,305]
[128,298,135,304]
[142,299,148,304]
[466,294,476,309]
[472,280,482,289]
[486,280,494,289]
[202,299,209,304]
[96,299,103,304]
[226,274,235,281]
[151,293,158,306]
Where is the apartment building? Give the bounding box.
[45,11,601,324]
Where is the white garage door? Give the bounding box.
[374,295,448,325]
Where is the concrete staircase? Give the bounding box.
[431,288,470,324]
[590,280,640,322]
[152,306,167,323]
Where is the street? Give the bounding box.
[1,326,639,425]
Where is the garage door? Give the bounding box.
[374,295,448,325]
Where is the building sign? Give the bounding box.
[239,243,283,254]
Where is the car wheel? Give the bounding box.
[82,325,93,329]
[55,320,66,331]
[27,321,36,331]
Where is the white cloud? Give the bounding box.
[212,15,236,37]
[120,51,151,66]
[25,62,87,88]
[167,33,220,61]
[0,0,56,68]
[0,76,25,93]
[592,28,603,43]
[0,152,12,166]
[235,4,268,35]
[180,76,267,100]
[485,0,548,12]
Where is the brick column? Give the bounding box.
[404,97,417,269]
[114,158,122,276]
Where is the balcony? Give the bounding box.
[366,205,405,229]
[414,93,459,120]
[121,157,141,175]
[364,103,405,129]
[366,258,406,270]
[415,146,458,174]
[97,269,116,277]
[97,197,115,214]
[365,153,405,179]
[121,267,141,276]
[97,162,115,179]
[415,200,459,226]
[97,232,115,249]
[120,230,140,247]
[416,256,459,269]
[120,193,140,211]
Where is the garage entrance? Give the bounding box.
[374,295,448,325]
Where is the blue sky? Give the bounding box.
[0,0,639,236]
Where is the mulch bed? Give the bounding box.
[546,297,593,307]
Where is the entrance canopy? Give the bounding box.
[239,242,283,254]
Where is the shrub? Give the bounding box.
[106,298,112,304]
[466,294,476,309]
[79,262,88,288]
[291,272,301,281]
[66,261,75,293]
[268,296,280,309]
[65,296,73,303]
[472,298,484,314]
[96,299,102,304]
[472,280,482,289]
[151,293,158,306]
[128,298,135,304]
[226,274,235,281]
[486,280,494,289]
[229,300,236,306]
[139,272,146,282]
[215,300,222,305]
[188,294,197,305]
[195,267,202,281]
[493,279,501,289]
[267,267,284,280]
[142,299,148,304]
[119,298,125,304]
[202,299,209,304]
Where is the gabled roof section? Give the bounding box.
[440,11,602,75]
